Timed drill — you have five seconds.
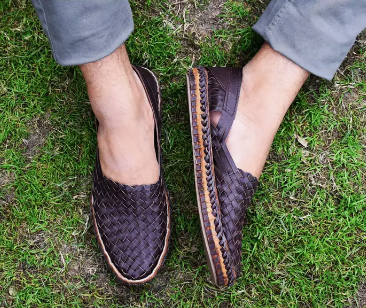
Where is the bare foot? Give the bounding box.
[211,43,310,179]
[80,45,159,185]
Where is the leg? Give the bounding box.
[80,45,159,185]
[31,0,171,284]
[31,0,158,185]
[212,43,309,179]
[30,0,134,66]
[188,0,366,286]
[216,0,366,179]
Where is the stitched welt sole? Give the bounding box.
[187,67,233,286]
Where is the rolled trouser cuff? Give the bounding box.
[253,0,366,80]
[31,0,134,66]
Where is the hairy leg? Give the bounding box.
[80,45,159,185]
[212,43,310,179]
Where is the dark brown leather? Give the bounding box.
[91,66,171,284]
[206,67,259,280]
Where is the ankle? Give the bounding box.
[241,43,309,103]
[90,75,152,130]
[94,92,147,125]
[237,60,306,127]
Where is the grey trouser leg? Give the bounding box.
[253,0,366,80]
[31,0,134,66]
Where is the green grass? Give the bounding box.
[1,0,365,307]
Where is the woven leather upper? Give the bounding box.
[92,153,169,280]
[206,67,258,278]
[91,66,170,283]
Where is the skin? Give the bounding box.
[212,43,310,179]
[80,42,309,185]
[80,45,159,185]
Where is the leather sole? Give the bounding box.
[187,67,233,286]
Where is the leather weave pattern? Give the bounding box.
[214,161,258,276]
[206,67,259,279]
[92,153,168,281]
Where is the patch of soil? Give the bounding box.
[22,113,53,161]
[187,0,227,38]
[56,229,142,306]
[50,223,196,307]
[338,29,366,80]
[164,0,230,64]
[27,231,47,250]
[162,0,273,67]
[347,282,366,308]
[0,170,15,187]
[342,91,360,106]
[0,188,14,207]
[355,283,366,308]
[0,170,15,221]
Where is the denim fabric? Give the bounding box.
[31,0,134,66]
[31,0,366,76]
[253,0,366,80]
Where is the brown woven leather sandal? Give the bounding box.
[91,66,171,285]
[187,66,258,286]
